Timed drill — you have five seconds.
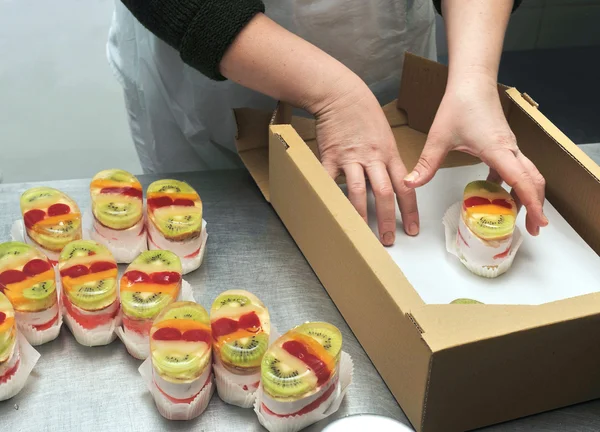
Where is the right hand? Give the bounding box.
[308,77,420,246]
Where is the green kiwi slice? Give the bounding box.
[93,198,142,229]
[132,250,182,273]
[0,242,32,262]
[106,169,135,183]
[450,298,483,304]
[472,214,515,239]
[0,335,15,364]
[161,304,209,323]
[261,351,314,398]
[464,180,505,195]
[60,240,103,261]
[294,322,342,359]
[213,293,251,310]
[221,333,269,368]
[147,179,196,195]
[121,291,172,319]
[20,187,62,207]
[152,350,206,380]
[154,209,202,240]
[68,279,116,310]
[21,281,56,312]
[35,219,81,250]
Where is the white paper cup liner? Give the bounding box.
[442,201,524,278]
[254,351,354,432]
[148,220,208,275]
[86,209,148,264]
[0,333,41,401]
[139,357,215,420]
[17,313,63,346]
[63,309,121,347]
[115,279,197,360]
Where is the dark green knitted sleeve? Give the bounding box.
[119,0,265,81]
[433,0,522,15]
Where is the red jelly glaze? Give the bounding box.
[152,327,182,341]
[173,199,195,207]
[122,315,153,335]
[211,317,240,339]
[100,187,143,199]
[492,198,513,209]
[32,313,59,331]
[463,196,491,208]
[147,196,173,210]
[60,264,89,279]
[493,246,512,260]
[238,311,261,331]
[123,270,149,284]
[23,209,46,229]
[154,372,211,405]
[89,261,117,274]
[282,340,330,386]
[184,247,201,259]
[0,312,5,325]
[0,358,20,385]
[62,294,119,329]
[262,377,338,418]
[47,203,71,217]
[182,329,211,343]
[0,269,27,286]
[150,271,181,285]
[22,259,52,277]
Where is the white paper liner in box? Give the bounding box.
[214,326,281,408]
[254,351,354,432]
[443,201,524,279]
[16,307,63,346]
[63,306,121,347]
[0,333,41,401]
[147,220,208,275]
[115,279,197,360]
[86,209,148,264]
[139,356,214,420]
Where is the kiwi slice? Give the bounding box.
[152,350,207,380]
[161,303,209,323]
[20,281,57,311]
[0,332,15,364]
[68,279,116,311]
[121,291,172,319]
[221,333,269,368]
[131,250,182,273]
[0,242,33,262]
[261,351,315,398]
[470,213,515,239]
[60,240,103,261]
[34,219,81,251]
[464,180,505,195]
[99,169,137,183]
[213,293,251,309]
[294,322,342,359]
[450,298,483,304]
[93,197,142,229]
[153,207,202,240]
[20,187,62,208]
[147,179,196,195]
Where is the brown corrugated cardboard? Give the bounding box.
[234,53,600,431]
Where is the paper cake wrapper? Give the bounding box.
[214,326,281,408]
[254,351,354,432]
[17,313,63,346]
[115,279,197,360]
[86,209,148,264]
[443,201,524,278]
[148,220,208,275]
[0,333,41,401]
[139,357,214,420]
[63,308,121,347]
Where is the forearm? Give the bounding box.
[442,0,513,89]
[220,13,364,115]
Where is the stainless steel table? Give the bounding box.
[1,170,599,432]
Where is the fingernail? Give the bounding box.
[543,214,549,225]
[383,231,395,245]
[408,222,419,236]
[535,226,540,236]
[404,171,419,183]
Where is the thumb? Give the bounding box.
[404,138,448,188]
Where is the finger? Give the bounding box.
[404,135,449,188]
[516,152,548,231]
[479,149,545,236]
[388,157,419,236]
[343,163,368,224]
[486,168,503,185]
[364,162,397,246]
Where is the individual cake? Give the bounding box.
[89,169,147,262]
[0,242,61,345]
[20,187,82,264]
[146,180,204,273]
[456,180,518,277]
[59,240,120,346]
[210,290,270,406]
[149,301,213,419]
[259,322,342,418]
[119,250,182,359]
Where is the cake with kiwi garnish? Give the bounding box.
[148,301,213,417]
[0,291,24,400]
[210,290,270,405]
[457,180,518,278]
[89,169,147,263]
[146,179,204,273]
[119,250,182,359]
[259,321,342,418]
[58,240,120,347]
[0,242,61,345]
[20,187,82,263]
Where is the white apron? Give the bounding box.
[106,0,437,174]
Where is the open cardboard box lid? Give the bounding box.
[234,53,600,431]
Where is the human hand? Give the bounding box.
[403,78,548,236]
[309,77,419,246]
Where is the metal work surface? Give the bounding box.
[0,170,599,432]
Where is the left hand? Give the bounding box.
[403,77,548,236]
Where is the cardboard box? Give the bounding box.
[234,53,600,431]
